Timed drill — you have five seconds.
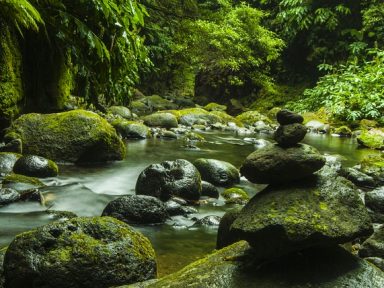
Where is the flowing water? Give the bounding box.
[0,131,380,276]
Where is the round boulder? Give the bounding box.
[193,158,240,187]
[276,109,304,125]
[201,181,219,198]
[108,106,133,120]
[3,216,157,288]
[136,159,201,201]
[221,188,250,205]
[13,155,58,178]
[273,123,307,147]
[240,144,326,184]
[143,112,178,129]
[102,195,168,224]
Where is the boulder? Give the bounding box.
[5,110,126,163]
[113,120,151,139]
[0,152,21,175]
[365,187,384,223]
[2,173,45,190]
[143,112,178,129]
[276,109,304,125]
[216,207,242,249]
[193,158,240,187]
[230,175,373,259]
[13,155,58,178]
[305,120,329,133]
[108,106,133,120]
[273,123,307,147]
[175,108,222,126]
[164,200,197,216]
[357,154,384,187]
[136,159,201,201]
[221,188,250,205]
[365,257,384,271]
[357,129,384,150]
[204,103,227,112]
[0,188,20,206]
[192,215,221,227]
[360,226,384,259]
[340,167,376,188]
[334,126,352,137]
[201,181,219,198]
[3,217,157,288]
[240,144,326,184]
[102,195,168,224]
[124,241,384,288]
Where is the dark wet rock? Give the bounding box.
[193,158,240,187]
[165,200,198,216]
[365,187,384,223]
[221,188,250,205]
[216,207,242,249]
[112,120,151,139]
[19,188,44,204]
[192,215,221,227]
[273,123,307,147]
[13,155,58,178]
[143,112,178,129]
[230,175,373,260]
[360,226,384,259]
[201,181,219,198]
[108,106,133,120]
[0,152,21,175]
[340,167,376,188]
[5,110,125,163]
[102,195,168,224]
[240,144,326,184]
[136,159,201,201]
[0,139,22,154]
[3,217,157,288]
[124,241,384,288]
[276,109,304,125]
[0,188,20,206]
[2,173,45,190]
[365,257,384,271]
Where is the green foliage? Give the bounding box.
[287,48,384,121]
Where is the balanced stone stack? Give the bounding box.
[274,109,307,147]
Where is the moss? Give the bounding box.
[56,54,73,110]
[210,111,244,127]
[357,129,384,150]
[360,119,378,130]
[333,126,352,136]
[235,111,272,125]
[221,188,250,204]
[302,107,330,125]
[3,173,45,187]
[204,103,227,112]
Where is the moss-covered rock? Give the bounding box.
[358,154,384,186]
[144,95,178,111]
[143,112,178,129]
[302,107,330,125]
[221,188,250,205]
[108,106,133,120]
[112,120,151,139]
[201,181,219,198]
[204,103,227,112]
[102,195,168,224]
[357,129,384,150]
[13,155,58,178]
[193,158,240,187]
[216,207,242,249]
[235,111,272,126]
[2,173,45,190]
[360,119,379,130]
[360,226,384,259]
[0,152,21,175]
[6,110,126,163]
[136,159,202,201]
[123,241,384,288]
[334,126,352,137]
[273,123,307,147]
[3,216,157,288]
[131,100,150,115]
[365,187,384,223]
[230,175,373,259]
[168,108,222,126]
[209,111,244,127]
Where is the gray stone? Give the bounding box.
[13,155,58,178]
[201,181,219,198]
[365,187,384,223]
[194,158,240,187]
[360,225,384,259]
[273,123,307,147]
[0,188,20,206]
[143,112,178,129]
[108,106,133,120]
[0,152,21,175]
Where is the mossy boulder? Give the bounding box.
[221,188,250,205]
[365,187,384,223]
[102,195,168,224]
[108,106,133,120]
[136,159,202,201]
[168,108,222,126]
[13,155,58,178]
[360,226,384,259]
[240,144,326,184]
[209,111,244,127]
[2,173,45,190]
[357,154,384,187]
[334,126,352,137]
[3,216,157,288]
[357,129,384,150]
[360,119,378,130]
[204,103,227,112]
[131,101,150,115]
[123,241,384,288]
[235,111,272,126]
[112,120,151,139]
[216,207,242,249]
[143,112,178,129]
[201,181,219,198]
[230,175,373,259]
[6,110,126,163]
[0,152,21,175]
[193,158,240,187]
[144,95,178,111]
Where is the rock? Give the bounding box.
[276,109,304,125]
[131,100,150,115]
[142,95,178,112]
[365,257,384,271]
[273,123,307,147]
[192,215,221,227]
[221,188,250,205]
[2,173,45,190]
[125,241,384,288]
[360,226,384,258]
[204,103,227,112]
[0,152,21,175]
[357,154,384,187]
[240,144,326,184]
[201,181,219,198]
[5,110,126,163]
[108,106,133,120]
[340,167,376,188]
[209,111,243,127]
[0,139,22,154]
[216,207,242,249]
[357,129,384,150]
[13,155,58,178]
[365,187,384,223]
[193,158,240,187]
[235,111,271,126]
[305,120,329,133]
[174,108,222,127]
[102,195,168,224]
[18,188,44,204]
[136,159,201,201]
[3,217,157,288]
[46,210,77,221]
[143,112,178,129]
[334,125,352,137]
[158,130,177,139]
[360,119,379,130]
[230,175,373,259]
[113,120,151,139]
[164,200,198,216]
[0,188,20,206]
